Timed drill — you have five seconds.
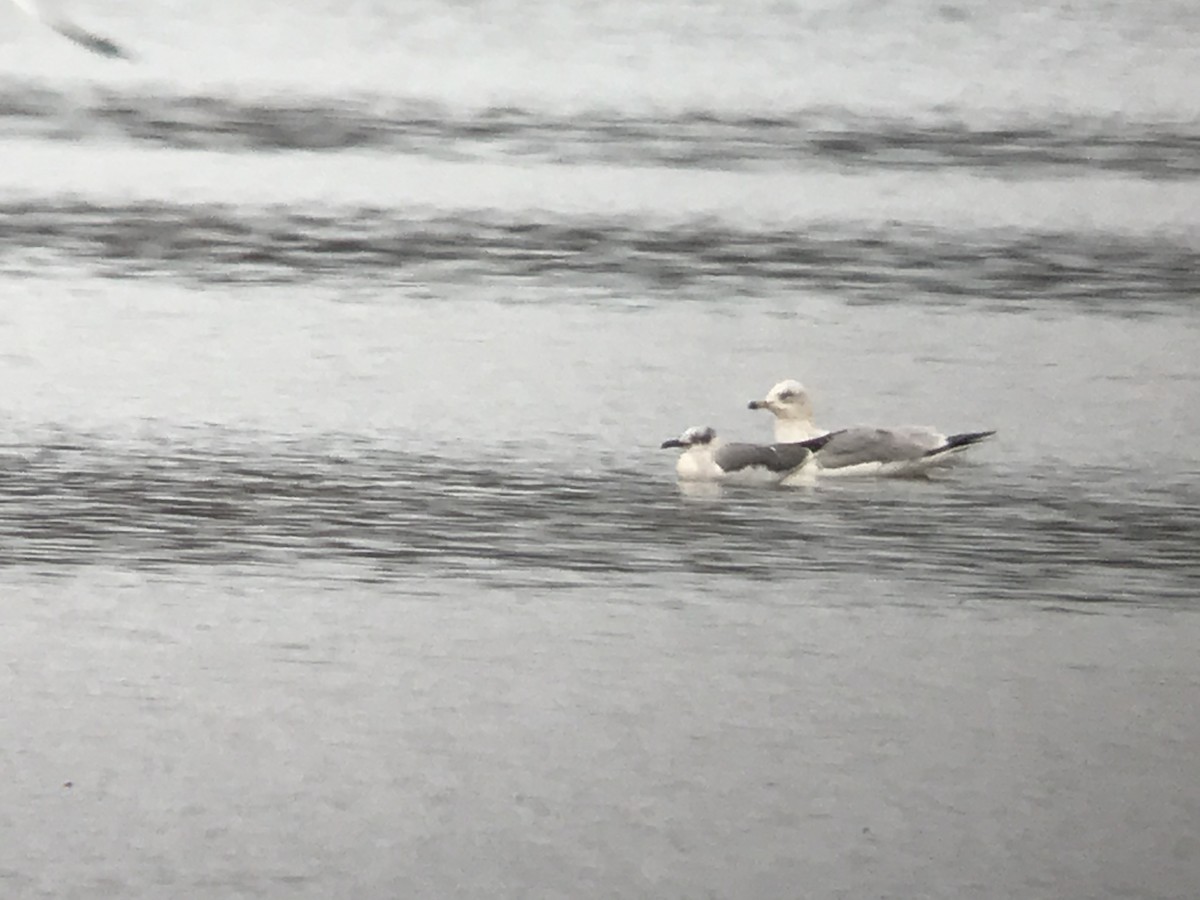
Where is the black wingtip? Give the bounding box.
[793,431,841,453]
[941,430,997,450]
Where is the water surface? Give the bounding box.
[2,0,1198,896]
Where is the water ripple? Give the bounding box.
[1,437,1196,607]
[3,83,1199,177]
[1,202,1195,311]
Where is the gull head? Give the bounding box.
[748,380,814,421]
[661,426,717,450]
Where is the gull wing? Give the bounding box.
[804,428,933,469]
[714,441,813,475]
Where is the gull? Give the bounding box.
[8,0,132,58]
[748,379,995,476]
[660,426,816,483]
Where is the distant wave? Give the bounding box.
[2,82,1199,177]
[0,433,1196,605]
[1,200,1196,310]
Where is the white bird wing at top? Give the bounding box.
[8,0,132,58]
[8,0,44,17]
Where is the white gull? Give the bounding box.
[748,379,995,477]
[660,426,816,484]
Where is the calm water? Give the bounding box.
[2,0,1198,897]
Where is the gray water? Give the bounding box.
[2,0,1199,897]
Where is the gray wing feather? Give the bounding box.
[715,442,812,474]
[813,428,932,469]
